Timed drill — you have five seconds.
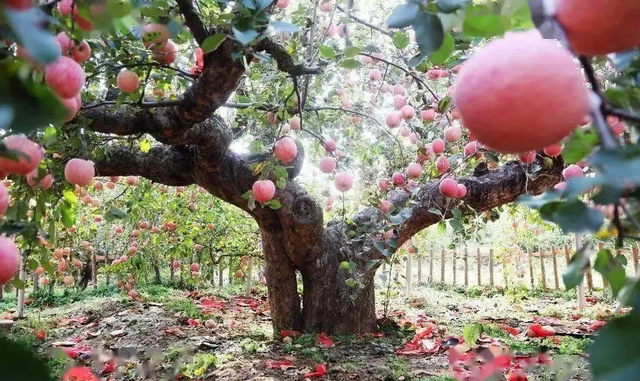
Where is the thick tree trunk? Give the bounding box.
[259,223,377,335]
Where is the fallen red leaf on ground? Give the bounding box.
[186,318,200,326]
[526,324,555,338]
[265,359,294,370]
[303,364,327,378]
[501,324,519,336]
[317,332,335,347]
[281,330,301,338]
[588,320,607,332]
[62,366,99,381]
[101,359,116,375]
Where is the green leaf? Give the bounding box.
[4,8,60,65]
[563,129,599,164]
[11,278,25,290]
[462,323,483,348]
[563,244,591,290]
[345,278,357,287]
[539,199,604,233]
[593,249,627,297]
[590,311,640,380]
[343,46,362,58]
[139,138,151,153]
[27,258,38,271]
[267,200,282,210]
[106,205,128,219]
[340,59,363,69]
[232,27,259,45]
[0,62,68,133]
[201,34,227,53]
[437,0,471,13]
[106,0,132,18]
[412,12,445,56]
[62,189,77,204]
[463,6,509,38]
[393,32,410,49]
[387,3,420,29]
[60,204,75,228]
[429,33,454,64]
[249,140,264,154]
[271,21,299,33]
[319,45,336,60]
[0,336,56,381]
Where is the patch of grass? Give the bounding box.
[180,353,217,379]
[334,334,358,345]
[140,285,174,302]
[239,338,265,354]
[165,299,206,319]
[294,333,318,348]
[544,336,590,356]
[387,356,409,378]
[417,376,457,381]
[299,347,326,363]
[25,285,120,309]
[163,346,185,363]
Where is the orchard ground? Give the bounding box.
[0,278,609,380]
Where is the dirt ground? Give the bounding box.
[1,281,612,381]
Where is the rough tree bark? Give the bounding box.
[75,2,565,334]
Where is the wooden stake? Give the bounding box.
[105,250,111,286]
[218,258,223,287]
[452,250,457,285]
[170,256,175,282]
[406,253,413,297]
[575,233,586,310]
[539,250,547,290]
[16,256,25,318]
[527,250,535,288]
[441,250,446,283]
[417,255,423,283]
[551,247,559,290]
[228,256,233,285]
[489,249,494,287]
[464,247,469,287]
[246,257,253,297]
[477,248,482,286]
[564,244,571,267]
[429,252,434,283]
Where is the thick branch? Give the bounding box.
[397,157,565,243]
[254,38,321,76]
[94,144,197,186]
[176,0,208,45]
[352,156,565,257]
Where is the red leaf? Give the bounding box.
[303,364,327,378]
[492,354,512,369]
[265,359,293,370]
[317,332,335,347]
[588,320,606,332]
[101,359,116,375]
[186,318,200,326]
[526,324,555,337]
[62,366,99,381]
[507,368,528,381]
[501,324,520,336]
[280,330,301,338]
